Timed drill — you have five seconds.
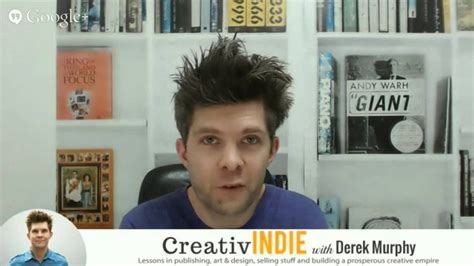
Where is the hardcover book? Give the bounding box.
[318,52,337,154]
[247,0,265,32]
[345,55,425,154]
[57,48,113,120]
[228,0,247,32]
[265,0,286,32]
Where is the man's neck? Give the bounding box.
[31,247,48,262]
[188,186,265,229]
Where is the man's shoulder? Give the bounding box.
[266,185,316,206]
[9,251,29,264]
[49,250,68,262]
[120,188,187,229]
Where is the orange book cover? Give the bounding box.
[57,48,113,120]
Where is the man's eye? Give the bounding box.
[243,136,259,144]
[202,136,218,145]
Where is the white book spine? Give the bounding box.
[115,0,121,32]
[379,0,388,32]
[71,0,82,32]
[388,0,397,32]
[399,0,408,33]
[358,0,369,32]
[105,0,113,32]
[334,0,343,32]
[191,0,201,31]
[119,0,126,32]
[368,0,379,32]
[201,0,211,32]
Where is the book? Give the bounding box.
[348,207,420,229]
[358,0,369,32]
[318,52,337,154]
[318,197,340,229]
[442,0,450,32]
[247,0,265,32]
[345,55,425,154]
[379,0,388,32]
[457,0,474,31]
[57,48,113,120]
[161,0,172,33]
[388,0,397,32]
[211,0,223,32]
[126,0,143,32]
[460,150,471,216]
[88,0,101,32]
[201,0,211,32]
[334,0,343,32]
[228,0,247,32]
[343,0,357,32]
[398,0,408,33]
[326,0,335,32]
[155,0,161,32]
[434,77,451,154]
[191,0,201,32]
[369,0,379,33]
[316,0,326,32]
[265,0,286,32]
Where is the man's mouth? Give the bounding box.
[220,184,244,189]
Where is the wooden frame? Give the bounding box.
[57,149,113,229]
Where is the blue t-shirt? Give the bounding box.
[120,185,327,229]
[9,249,68,266]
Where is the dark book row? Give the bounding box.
[317,0,450,33]
[57,0,146,33]
[460,150,474,217]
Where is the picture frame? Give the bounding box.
[348,207,420,229]
[57,149,113,229]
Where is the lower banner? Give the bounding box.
[80,230,474,265]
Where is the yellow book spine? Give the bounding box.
[265,0,286,32]
[228,0,247,32]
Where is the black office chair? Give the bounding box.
[138,164,275,204]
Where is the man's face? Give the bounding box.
[27,222,52,249]
[177,100,278,218]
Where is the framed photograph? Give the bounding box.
[348,207,420,229]
[57,149,113,229]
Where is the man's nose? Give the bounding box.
[218,144,244,172]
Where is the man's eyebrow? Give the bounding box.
[241,127,266,134]
[192,127,221,136]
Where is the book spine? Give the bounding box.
[155,0,161,33]
[171,0,177,32]
[126,0,141,32]
[432,0,444,33]
[80,0,89,31]
[398,0,408,33]
[228,0,247,32]
[201,0,211,32]
[379,0,388,32]
[318,52,336,154]
[119,0,127,32]
[388,0,397,32]
[57,0,71,32]
[461,150,470,216]
[89,0,101,32]
[368,0,379,32]
[105,0,113,32]
[191,0,201,32]
[316,0,326,32]
[115,0,121,32]
[326,0,335,32]
[214,0,223,32]
[265,0,286,32]
[358,0,369,32]
[161,0,172,32]
[423,0,433,32]
[334,0,343,32]
[71,0,82,32]
[470,158,474,216]
[176,0,191,32]
[247,0,265,32]
[419,0,428,32]
[442,0,450,32]
[343,0,357,32]
[407,0,417,32]
[100,0,106,32]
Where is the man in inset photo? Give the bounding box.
[9,210,68,266]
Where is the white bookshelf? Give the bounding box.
[48,0,474,228]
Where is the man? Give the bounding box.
[120,36,327,229]
[65,171,82,208]
[9,210,68,266]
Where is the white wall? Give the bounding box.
[1,0,56,224]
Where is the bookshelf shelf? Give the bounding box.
[455,32,474,39]
[152,32,288,43]
[57,33,147,46]
[316,32,453,40]
[57,119,147,129]
[318,154,455,163]
[459,217,474,226]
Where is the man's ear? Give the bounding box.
[176,138,189,167]
[268,136,280,165]
[50,231,53,238]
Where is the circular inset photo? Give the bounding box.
[1,209,86,266]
